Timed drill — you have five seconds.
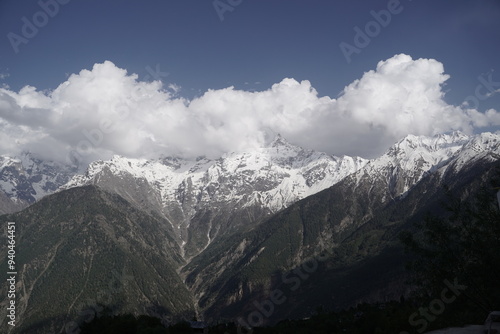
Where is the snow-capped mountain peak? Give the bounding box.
[53,138,369,255]
[445,132,500,171]
[0,152,77,206]
[62,138,368,214]
[385,131,469,161]
[1,132,499,257]
[355,131,500,199]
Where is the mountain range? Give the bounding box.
[0,131,499,333]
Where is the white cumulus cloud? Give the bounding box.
[0,54,499,169]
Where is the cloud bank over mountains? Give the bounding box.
[0,54,499,167]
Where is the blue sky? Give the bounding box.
[0,0,499,164]
[0,0,499,105]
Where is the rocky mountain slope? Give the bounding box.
[180,131,500,323]
[0,186,195,334]
[0,153,78,214]
[0,131,499,332]
[58,135,367,258]
[62,135,367,212]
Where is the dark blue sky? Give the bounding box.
[0,0,499,108]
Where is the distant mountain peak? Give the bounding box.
[357,131,500,199]
[397,131,468,146]
[387,131,470,159]
[265,133,301,153]
[0,154,77,207]
[438,130,468,140]
[270,133,288,146]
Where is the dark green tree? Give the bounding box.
[80,312,168,334]
[400,179,500,313]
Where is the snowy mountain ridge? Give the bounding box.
[446,132,500,172]
[0,132,498,219]
[355,131,500,199]
[0,153,77,206]
[61,135,368,213]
